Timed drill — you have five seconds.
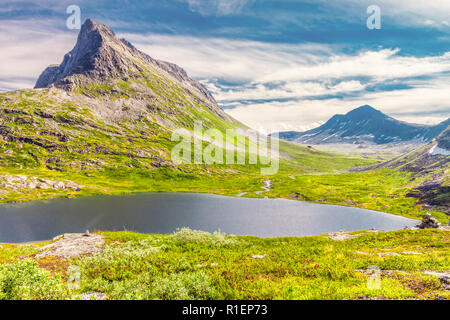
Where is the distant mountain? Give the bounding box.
[276,105,450,145]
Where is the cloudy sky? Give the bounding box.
[1,0,450,133]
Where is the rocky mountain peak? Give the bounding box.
[33,19,217,106]
[35,19,137,89]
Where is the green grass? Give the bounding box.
[0,229,448,300]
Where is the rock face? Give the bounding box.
[436,126,450,150]
[34,19,217,108]
[416,213,441,229]
[424,271,450,291]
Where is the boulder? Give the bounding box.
[416,213,441,229]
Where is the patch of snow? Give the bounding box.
[429,144,450,156]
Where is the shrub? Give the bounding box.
[152,271,216,300]
[81,271,216,300]
[0,259,70,300]
[78,239,162,281]
[171,228,238,247]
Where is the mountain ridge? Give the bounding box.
[275,105,449,145]
[34,19,229,123]
[35,19,215,101]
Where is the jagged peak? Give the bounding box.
[34,19,218,108]
[34,19,126,89]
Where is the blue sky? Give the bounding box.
[1,0,450,132]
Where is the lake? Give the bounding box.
[0,193,417,243]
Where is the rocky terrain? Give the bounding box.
[0,174,81,200]
[371,128,450,212]
[35,232,104,258]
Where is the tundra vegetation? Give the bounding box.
[0,229,448,300]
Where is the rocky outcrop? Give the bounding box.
[326,230,379,241]
[416,213,441,229]
[424,271,450,291]
[34,65,60,89]
[0,174,81,192]
[35,232,104,258]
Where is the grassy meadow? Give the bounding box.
[0,229,448,300]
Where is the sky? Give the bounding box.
[1,0,450,133]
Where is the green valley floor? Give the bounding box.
[0,229,448,300]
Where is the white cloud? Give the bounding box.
[259,49,450,83]
[0,19,77,91]
[121,32,333,82]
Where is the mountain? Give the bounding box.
[0,19,241,172]
[34,19,232,123]
[370,125,449,210]
[276,105,450,145]
[436,126,450,151]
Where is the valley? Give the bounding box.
[0,17,448,302]
[0,19,448,225]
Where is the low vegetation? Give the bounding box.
[0,229,448,300]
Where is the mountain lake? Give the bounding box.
[0,192,418,243]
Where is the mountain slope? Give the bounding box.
[370,126,450,211]
[0,19,378,202]
[276,105,449,145]
[0,19,245,173]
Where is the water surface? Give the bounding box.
[0,193,417,242]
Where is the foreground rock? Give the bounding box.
[35,233,104,258]
[327,230,379,241]
[424,271,450,291]
[416,213,441,229]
